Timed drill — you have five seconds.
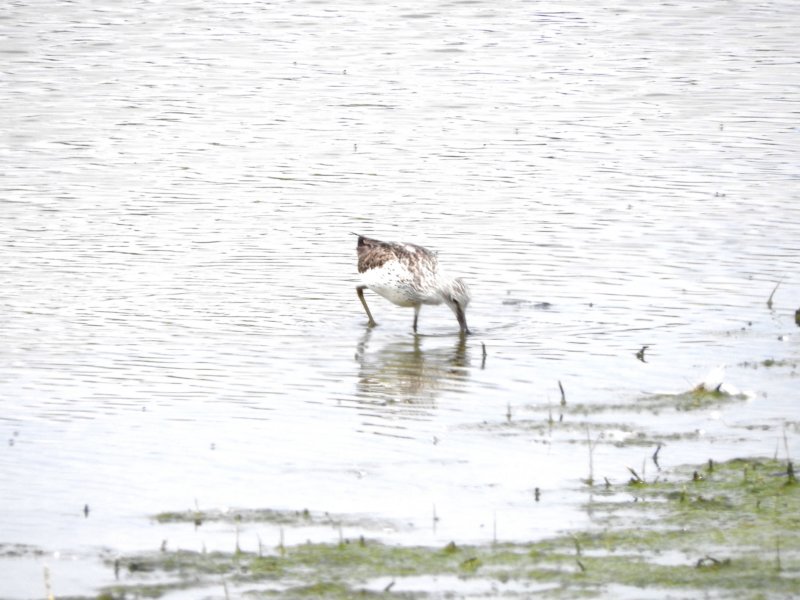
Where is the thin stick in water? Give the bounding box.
[767,278,783,309]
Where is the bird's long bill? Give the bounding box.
[456,305,470,335]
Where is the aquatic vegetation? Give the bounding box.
[98,457,799,599]
[639,386,749,412]
[464,385,741,447]
[739,357,798,369]
[154,507,402,538]
[156,507,316,526]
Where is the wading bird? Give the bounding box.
[354,234,471,335]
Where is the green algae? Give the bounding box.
[739,358,798,369]
[98,457,799,599]
[469,385,748,442]
[155,507,316,526]
[638,387,749,412]
[468,417,704,447]
[154,507,399,532]
[559,385,749,415]
[463,383,756,461]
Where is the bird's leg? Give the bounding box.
[413,305,421,333]
[356,286,377,327]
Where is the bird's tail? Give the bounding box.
[352,232,375,247]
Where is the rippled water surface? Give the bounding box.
[2,0,799,596]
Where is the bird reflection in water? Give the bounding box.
[352,329,471,424]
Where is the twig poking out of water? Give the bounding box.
[534,487,541,502]
[783,423,792,463]
[558,380,566,406]
[767,278,783,309]
[384,580,396,592]
[627,467,644,485]
[585,426,596,486]
[570,535,586,572]
[506,402,512,422]
[571,534,582,557]
[193,498,202,528]
[652,444,663,469]
[481,343,487,369]
[636,345,649,363]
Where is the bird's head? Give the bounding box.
[441,277,471,335]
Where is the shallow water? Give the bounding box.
[1,0,799,597]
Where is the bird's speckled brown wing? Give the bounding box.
[356,235,437,275]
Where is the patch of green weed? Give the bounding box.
[101,458,800,599]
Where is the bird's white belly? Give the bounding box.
[361,261,438,307]
[370,284,417,307]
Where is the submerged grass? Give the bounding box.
[559,385,749,415]
[468,385,750,447]
[97,457,799,599]
[154,506,402,538]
